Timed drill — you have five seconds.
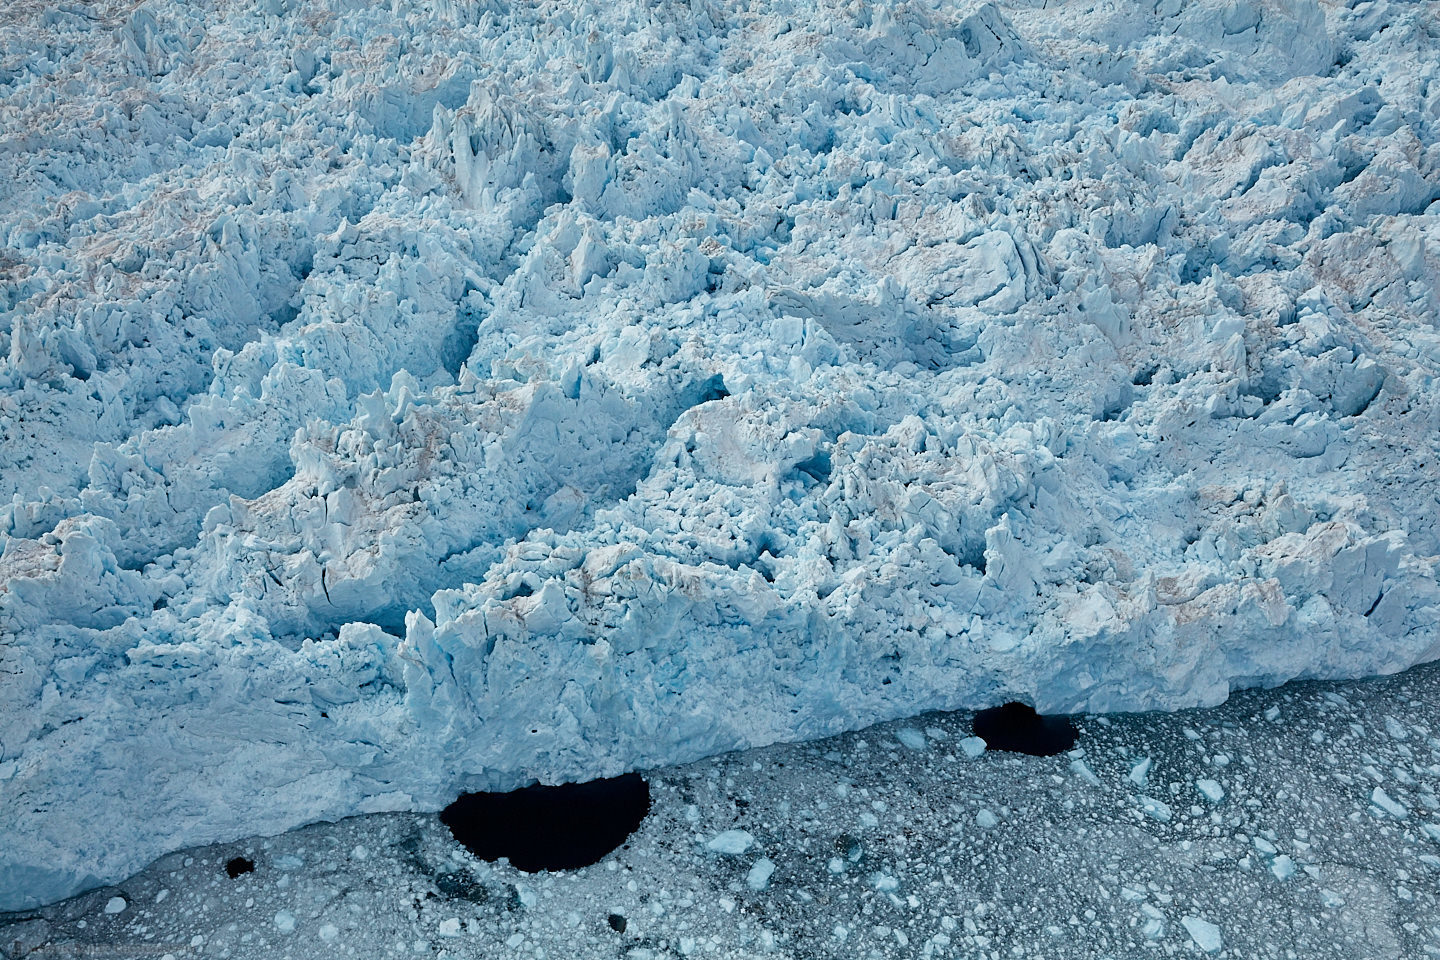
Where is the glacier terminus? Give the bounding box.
[1,0,1438,910]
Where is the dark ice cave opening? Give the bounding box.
[224,857,255,878]
[972,702,1078,756]
[440,773,651,872]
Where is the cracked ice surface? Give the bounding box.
[1,0,1438,910]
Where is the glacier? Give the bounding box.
[1,0,1438,911]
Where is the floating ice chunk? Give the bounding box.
[976,809,998,829]
[103,897,126,915]
[1070,758,1101,786]
[1422,824,1440,844]
[1127,757,1152,788]
[318,924,339,942]
[1271,855,1297,881]
[1138,797,1172,822]
[1372,788,1409,820]
[706,830,754,855]
[870,873,900,892]
[958,737,987,759]
[274,911,296,934]
[1139,903,1165,940]
[1181,916,1223,953]
[1197,779,1226,803]
[895,728,927,750]
[437,918,462,937]
[746,858,776,891]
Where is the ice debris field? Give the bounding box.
[1,0,1439,913]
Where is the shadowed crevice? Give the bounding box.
[440,773,651,872]
[972,702,1078,756]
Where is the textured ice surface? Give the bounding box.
[1,0,1439,910]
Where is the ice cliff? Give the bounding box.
[2,0,1439,910]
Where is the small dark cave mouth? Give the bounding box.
[225,856,255,878]
[439,773,651,872]
[972,702,1078,756]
